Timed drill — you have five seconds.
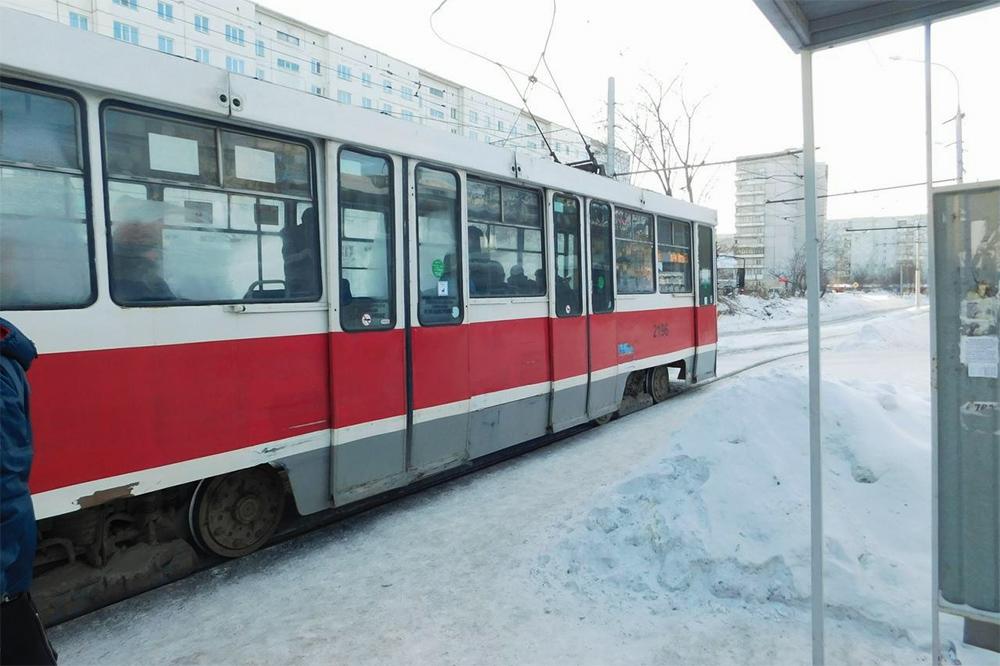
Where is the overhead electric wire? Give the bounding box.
[540,52,597,169]
[766,178,956,204]
[429,0,562,163]
[59,1,585,149]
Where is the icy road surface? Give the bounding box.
[50,295,992,665]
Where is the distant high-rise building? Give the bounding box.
[1,0,630,174]
[733,151,828,290]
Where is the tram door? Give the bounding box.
[549,192,590,430]
[405,162,470,471]
[586,200,619,419]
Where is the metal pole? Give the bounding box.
[915,232,921,308]
[926,22,941,665]
[801,49,824,666]
[607,76,616,177]
[955,104,964,183]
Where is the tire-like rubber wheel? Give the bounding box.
[593,413,614,425]
[189,466,286,558]
[650,365,671,403]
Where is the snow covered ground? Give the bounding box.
[718,291,915,336]
[49,297,995,665]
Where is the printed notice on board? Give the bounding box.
[148,133,200,176]
[234,145,277,184]
[963,335,999,378]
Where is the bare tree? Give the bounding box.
[618,75,711,203]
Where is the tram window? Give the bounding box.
[553,194,582,317]
[589,200,614,313]
[338,149,394,331]
[467,178,544,297]
[415,166,462,325]
[0,84,94,309]
[103,106,320,305]
[221,131,310,198]
[615,208,655,294]
[657,217,692,293]
[697,224,716,305]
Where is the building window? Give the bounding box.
[226,56,245,74]
[157,2,173,21]
[113,21,139,45]
[382,79,392,93]
[467,179,544,297]
[402,110,413,122]
[469,110,478,123]
[429,108,444,120]
[195,47,210,64]
[69,12,88,30]
[276,30,300,46]
[112,0,137,9]
[381,103,392,115]
[497,120,504,132]
[401,86,412,99]
[255,67,265,80]
[255,39,265,57]
[225,25,245,45]
[311,85,324,96]
[361,72,371,87]
[277,58,300,73]
[157,35,174,54]
[311,59,321,75]
[615,208,655,294]
[337,90,351,105]
[429,87,444,98]
[194,15,209,33]
[362,97,373,109]
[482,115,490,128]
[337,64,350,80]
[451,108,458,120]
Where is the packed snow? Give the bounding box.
[49,296,994,665]
[718,291,915,336]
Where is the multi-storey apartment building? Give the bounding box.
[3,0,630,174]
[733,151,828,289]
[825,215,927,285]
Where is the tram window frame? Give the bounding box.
[337,146,396,332]
[466,176,545,298]
[552,193,583,318]
[589,199,614,314]
[100,101,322,307]
[0,78,97,311]
[414,163,463,327]
[614,207,655,295]
[656,216,692,294]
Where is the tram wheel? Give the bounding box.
[189,466,286,558]
[649,366,671,403]
[593,413,614,425]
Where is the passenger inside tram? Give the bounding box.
[112,220,177,303]
[280,205,320,298]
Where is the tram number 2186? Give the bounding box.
[652,323,669,338]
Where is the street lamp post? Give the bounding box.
[890,56,964,183]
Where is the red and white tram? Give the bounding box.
[0,9,716,595]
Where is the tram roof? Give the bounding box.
[752,0,999,51]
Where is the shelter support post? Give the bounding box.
[801,48,824,666]
[926,21,941,666]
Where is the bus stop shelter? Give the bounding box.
[750,1,1000,663]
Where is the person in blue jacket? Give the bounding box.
[1,318,57,665]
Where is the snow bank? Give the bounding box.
[538,368,933,645]
[719,292,913,335]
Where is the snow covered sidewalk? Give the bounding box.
[49,310,993,665]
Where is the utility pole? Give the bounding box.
[914,231,921,307]
[606,77,616,177]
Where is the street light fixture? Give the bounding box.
[890,55,964,183]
